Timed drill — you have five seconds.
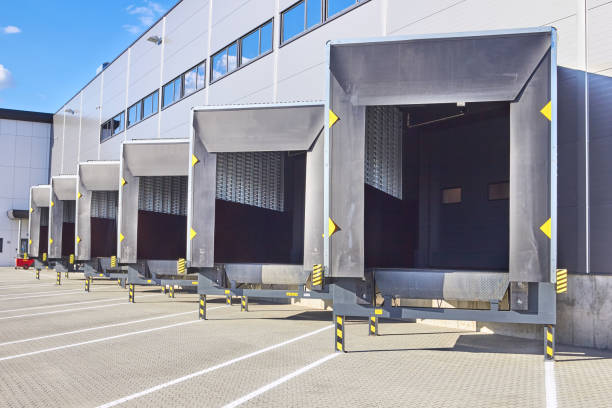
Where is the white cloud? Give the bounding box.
[3,25,21,34]
[0,64,13,90]
[123,24,141,35]
[124,1,167,34]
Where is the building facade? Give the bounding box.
[0,109,52,266]
[50,0,612,349]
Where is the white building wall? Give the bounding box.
[0,117,51,266]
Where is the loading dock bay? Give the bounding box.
[0,267,610,408]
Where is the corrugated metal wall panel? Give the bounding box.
[365,106,403,199]
[91,191,118,219]
[216,151,285,212]
[138,176,188,216]
[63,200,76,223]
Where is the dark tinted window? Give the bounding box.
[112,112,124,135]
[282,2,305,42]
[100,120,112,142]
[328,0,358,17]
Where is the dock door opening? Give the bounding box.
[364,103,510,271]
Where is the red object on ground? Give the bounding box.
[15,258,34,269]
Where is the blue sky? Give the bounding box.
[0,0,179,113]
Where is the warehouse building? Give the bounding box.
[50,0,612,349]
[0,108,53,266]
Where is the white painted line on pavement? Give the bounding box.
[0,284,55,290]
[97,324,334,408]
[0,311,196,347]
[545,361,557,408]
[0,294,159,320]
[0,309,219,362]
[0,290,83,301]
[223,353,340,408]
[0,295,160,314]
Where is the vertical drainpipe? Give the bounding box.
[273,0,280,102]
[157,17,167,139]
[97,73,104,160]
[124,48,132,141]
[323,41,331,275]
[205,0,213,105]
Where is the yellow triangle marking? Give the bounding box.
[329,217,340,237]
[119,233,125,242]
[121,177,127,186]
[329,110,339,128]
[76,236,81,244]
[49,238,53,244]
[29,239,32,245]
[190,228,197,240]
[192,154,199,167]
[30,207,33,213]
[540,218,551,239]
[540,101,551,121]
[50,201,54,207]
[77,192,82,199]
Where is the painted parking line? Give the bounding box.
[96,324,334,408]
[545,361,557,408]
[0,311,195,347]
[0,294,159,321]
[223,353,340,408]
[0,290,84,301]
[1,296,140,314]
[0,284,55,290]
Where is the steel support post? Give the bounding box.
[65,272,69,279]
[161,285,166,295]
[199,294,207,320]
[85,277,90,292]
[169,285,175,298]
[369,316,379,336]
[545,324,555,360]
[241,296,248,312]
[35,270,40,280]
[226,295,232,306]
[335,315,345,352]
[129,284,135,303]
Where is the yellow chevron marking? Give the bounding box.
[540,218,551,239]
[540,101,552,121]
[329,109,339,128]
[336,316,342,325]
[192,154,199,167]
[190,228,197,240]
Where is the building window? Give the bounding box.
[143,90,159,118]
[163,76,182,108]
[282,1,321,43]
[112,112,124,135]
[100,120,112,142]
[241,20,273,66]
[160,61,206,109]
[0,238,3,253]
[100,110,126,142]
[211,19,273,83]
[488,182,509,200]
[281,0,366,44]
[327,0,359,18]
[127,101,141,127]
[442,187,462,204]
